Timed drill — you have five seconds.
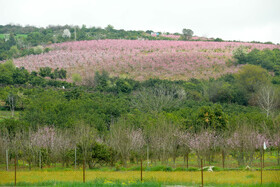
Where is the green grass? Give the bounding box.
[1,181,280,187]
[1,170,279,185]
[0,34,27,39]
[0,110,20,120]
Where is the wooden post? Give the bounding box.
[141,158,143,181]
[6,149,8,171]
[147,145,149,168]
[201,159,203,187]
[263,149,265,168]
[15,155,17,186]
[83,159,85,183]
[261,152,263,185]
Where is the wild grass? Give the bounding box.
[0,110,20,120]
[1,181,280,187]
[0,170,279,185]
[0,34,27,39]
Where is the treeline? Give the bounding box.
[0,24,179,61]
[234,47,280,84]
[0,60,70,87]
[1,123,279,170]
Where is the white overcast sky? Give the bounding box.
[1,0,280,43]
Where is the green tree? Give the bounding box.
[196,104,228,132]
[235,64,270,93]
[12,67,29,84]
[0,60,15,84]
[182,28,193,40]
[39,67,52,77]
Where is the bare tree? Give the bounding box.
[227,126,269,166]
[257,85,279,117]
[149,119,180,164]
[8,93,17,117]
[22,130,37,170]
[53,129,74,167]
[0,130,10,166]
[131,85,185,113]
[75,124,96,165]
[178,131,192,167]
[108,119,145,166]
[189,130,219,165]
[272,131,280,165]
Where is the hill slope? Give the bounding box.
[13,40,280,81]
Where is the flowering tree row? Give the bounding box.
[1,123,279,169]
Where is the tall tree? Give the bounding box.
[257,85,279,117]
[182,28,193,40]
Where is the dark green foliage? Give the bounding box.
[27,32,44,46]
[93,71,111,91]
[29,76,46,86]
[0,60,15,84]
[51,68,67,79]
[0,118,30,136]
[214,38,223,42]
[75,142,115,168]
[234,48,280,85]
[114,79,133,94]
[39,67,52,77]
[195,104,228,132]
[12,67,29,84]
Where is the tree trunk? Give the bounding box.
[186,153,189,168]
[277,148,280,165]
[28,161,31,170]
[173,155,176,164]
[146,145,149,167]
[88,161,94,169]
[122,157,127,167]
[6,149,8,171]
[222,151,225,169]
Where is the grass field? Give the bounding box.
[0,170,279,185]
[0,110,20,121]
[0,34,27,39]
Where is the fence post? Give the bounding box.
[147,144,149,167]
[6,149,8,171]
[263,149,265,168]
[15,155,17,186]
[141,158,143,181]
[83,159,85,183]
[201,159,203,187]
[261,152,263,185]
